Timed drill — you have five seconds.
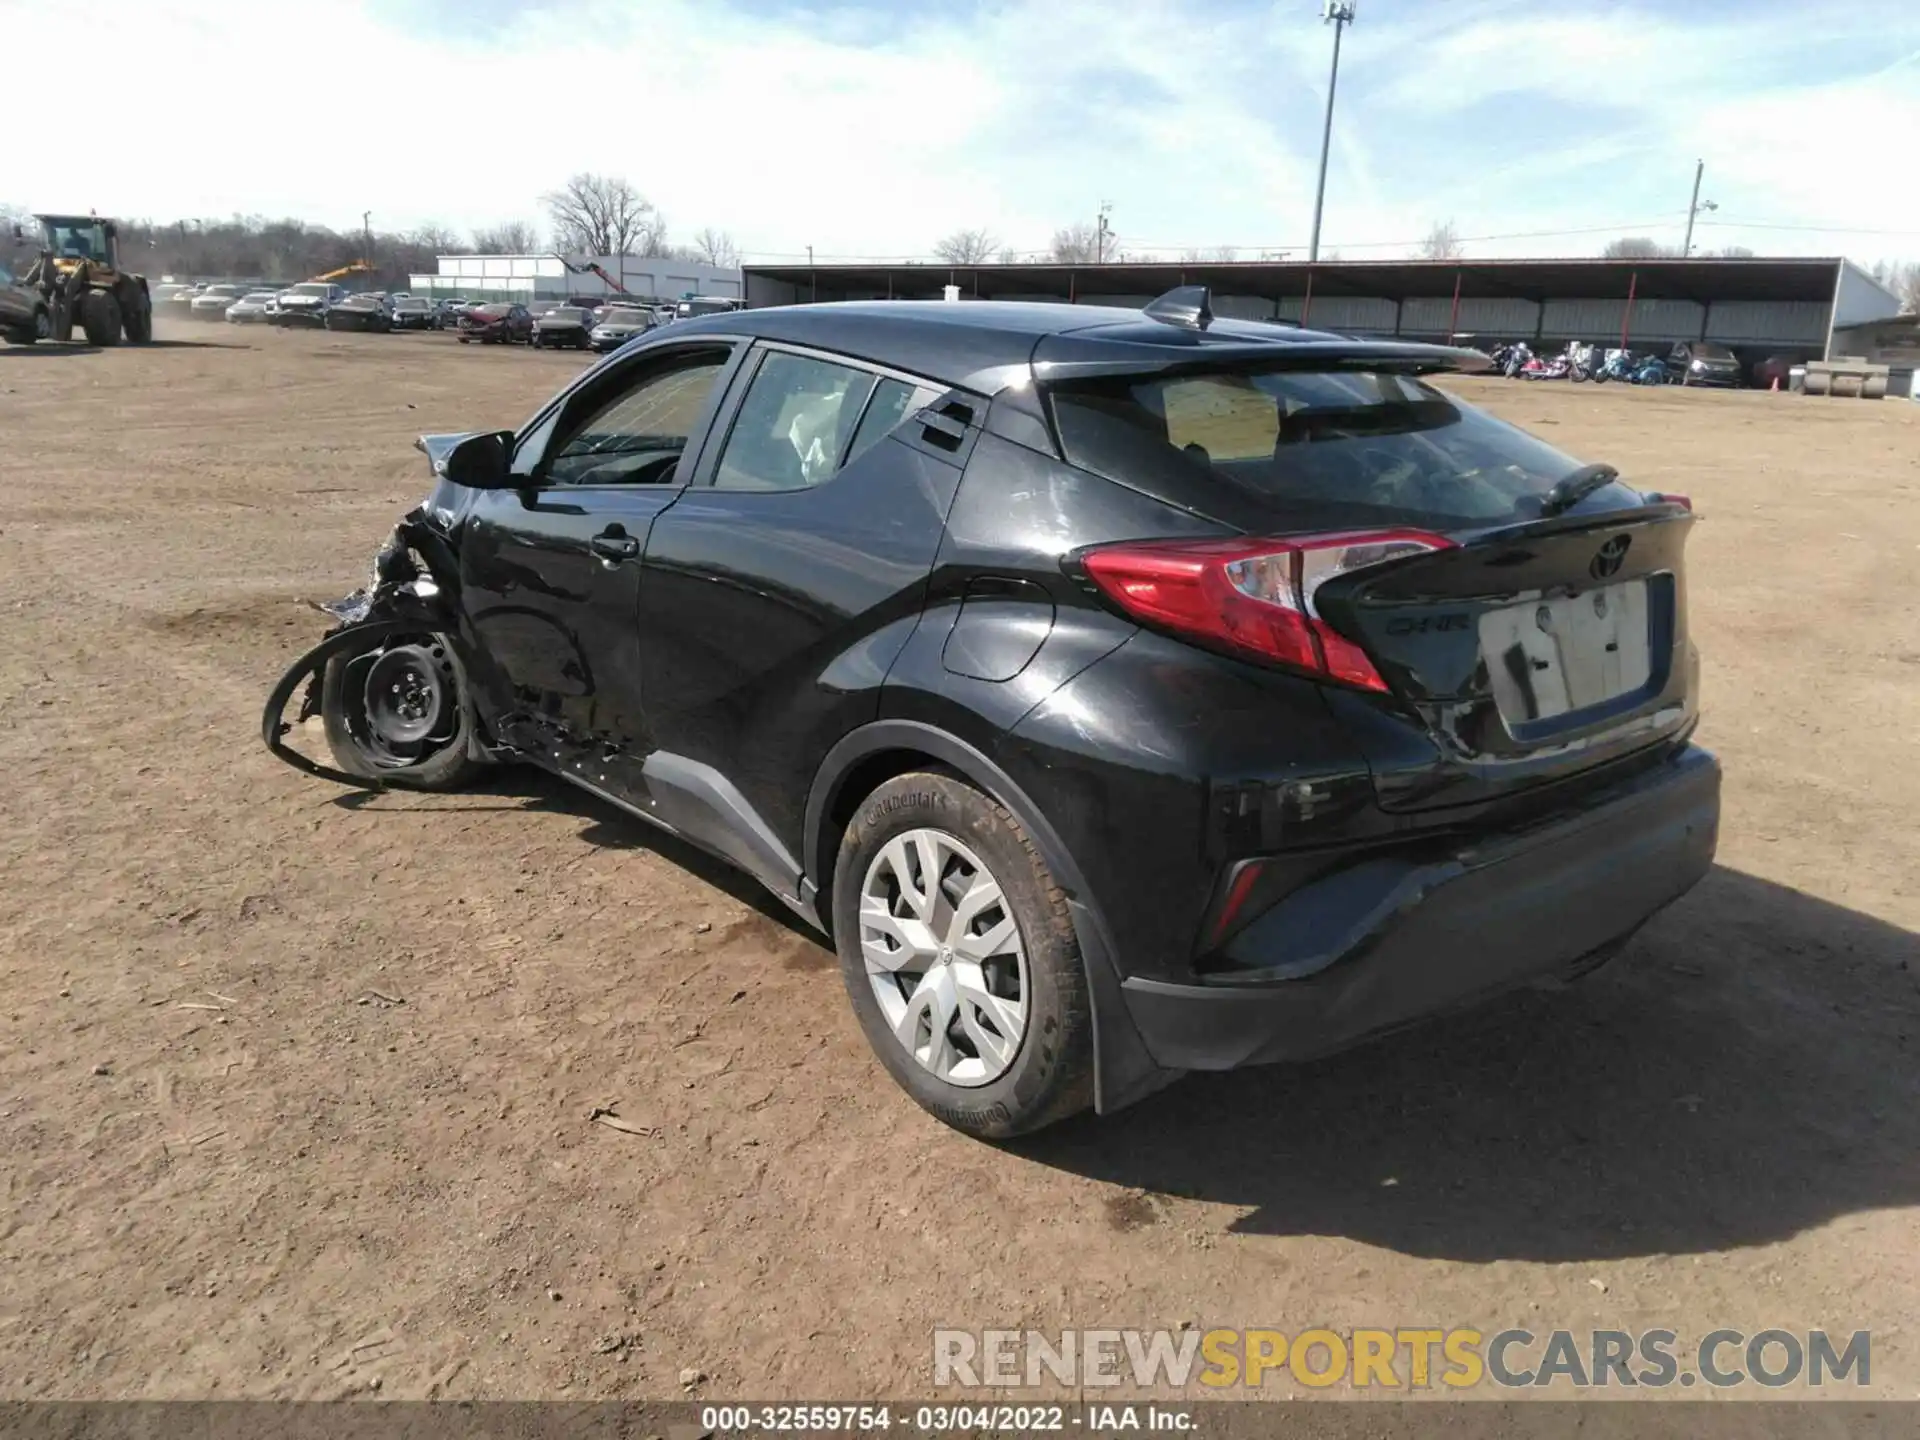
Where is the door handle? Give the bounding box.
[590,530,640,561]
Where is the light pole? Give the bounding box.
[1307,0,1356,264]
[362,210,373,278]
[1681,159,1717,257]
[1095,201,1113,264]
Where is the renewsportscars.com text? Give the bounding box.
[933,1327,1870,1391]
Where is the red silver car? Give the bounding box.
[456,302,532,345]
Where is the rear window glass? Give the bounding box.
[1048,369,1586,529]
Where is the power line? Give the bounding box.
[1698,217,1920,236]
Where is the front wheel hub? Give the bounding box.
[359,643,451,757]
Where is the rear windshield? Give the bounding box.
[1048,369,1585,530]
[546,307,587,322]
[395,298,428,310]
[475,304,511,316]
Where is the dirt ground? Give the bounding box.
[1,321,1916,1403]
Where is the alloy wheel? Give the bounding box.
[858,829,1029,1087]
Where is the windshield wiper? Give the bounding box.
[1538,462,1619,517]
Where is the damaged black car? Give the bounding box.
[265,291,1719,1139]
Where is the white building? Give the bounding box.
[407,253,742,305]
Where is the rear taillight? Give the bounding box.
[1079,530,1453,691]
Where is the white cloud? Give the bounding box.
[2,0,1916,266]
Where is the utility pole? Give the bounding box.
[1096,201,1113,264]
[362,210,372,280]
[1681,159,1717,257]
[1308,1,1356,264]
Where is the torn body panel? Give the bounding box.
[261,510,505,787]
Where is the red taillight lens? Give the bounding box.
[1080,530,1453,692]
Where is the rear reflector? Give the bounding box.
[1080,530,1453,691]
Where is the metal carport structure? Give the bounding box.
[743,257,1902,361]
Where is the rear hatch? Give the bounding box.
[1311,505,1697,810]
[1048,357,1700,813]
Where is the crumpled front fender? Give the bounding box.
[259,509,490,788]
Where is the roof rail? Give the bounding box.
[1142,285,1213,331]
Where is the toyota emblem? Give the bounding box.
[1589,534,1631,580]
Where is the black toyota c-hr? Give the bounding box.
[265,289,1720,1138]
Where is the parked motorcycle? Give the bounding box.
[1567,342,1596,382]
[1632,356,1668,385]
[1593,348,1637,384]
[1499,342,1533,378]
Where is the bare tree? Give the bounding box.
[1049,221,1103,264]
[1417,221,1464,260]
[543,173,662,257]
[471,220,542,254]
[1602,236,1675,260]
[407,223,467,254]
[1178,246,1241,264]
[1715,245,1756,258]
[686,227,740,268]
[995,245,1019,264]
[1869,258,1920,313]
[934,228,1000,264]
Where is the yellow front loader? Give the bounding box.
[12,213,153,345]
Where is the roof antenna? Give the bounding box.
[1143,285,1213,330]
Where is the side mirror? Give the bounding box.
[438,430,516,489]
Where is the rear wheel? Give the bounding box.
[321,632,486,790]
[832,772,1094,1138]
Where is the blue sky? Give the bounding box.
[8,0,1918,264]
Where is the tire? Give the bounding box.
[832,771,1094,1139]
[320,632,486,791]
[80,291,121,346]
[5,307,49,345]
[119,283,152,343]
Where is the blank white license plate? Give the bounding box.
[1479,581,1652,724]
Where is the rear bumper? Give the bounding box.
[1119,744,1720,1070]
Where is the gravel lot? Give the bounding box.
[1,322,1916,1401]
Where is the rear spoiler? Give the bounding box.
[962,342,1492,397]
[959,286,1493,395]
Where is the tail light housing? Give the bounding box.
[1078,531,1453,692]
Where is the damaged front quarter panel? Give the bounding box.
[260,507,494,787]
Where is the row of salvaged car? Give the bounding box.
[157,281,742,352]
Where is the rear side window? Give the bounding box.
[1049,369,1586,529]
[845,377,939,465]
[713,351,877,491]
